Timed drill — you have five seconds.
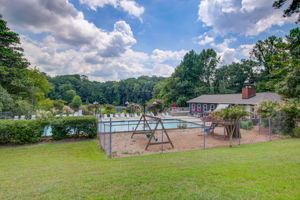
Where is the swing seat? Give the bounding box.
[204,128,210,132]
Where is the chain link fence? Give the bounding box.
[98,114,293,158]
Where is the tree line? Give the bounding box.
[46,74,165,106]
[153,27,300,106]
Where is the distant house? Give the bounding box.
[186,86,281,117]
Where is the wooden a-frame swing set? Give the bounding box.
[131,114,174,150]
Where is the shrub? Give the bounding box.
[293,127,300,137]
[126,103,141,114]
[212,106,249,121]
[70,95,82,111]
[103,104,115,115]
[51,116,97,140]
[0,120,45,144]
[239,120,254,130]
[147,99,164,115]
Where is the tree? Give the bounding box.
[38,98,54,111]
[273,0,300,23]
[0,15,51,113]
[147,99,165,115]
[276,67,300,100]
[126,103,141,114]
[0,84,14,112]
[212,106,248,146]
[70,95,82,111]
[251,31,299,92]
[153,49,219,106]
[214,60,255,94]
[65,90,76,104]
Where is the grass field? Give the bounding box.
[0,139,300,200]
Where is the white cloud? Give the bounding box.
[0,0,184,81]
[239,44,255,57]
[211,38,238,64]
[198,0,296,36]
[151,49,187,63]
[210,38,255,65]
[21,35,186,81]
[79,0,144,20]
[198,35,214,46]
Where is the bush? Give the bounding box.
[0,120,45,144]
[239,120,254,130]
[51,116,97,140]
[103,104,115,115]
[293,127,300,137]
[212,106,249,121]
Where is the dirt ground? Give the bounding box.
[109,125,282,157]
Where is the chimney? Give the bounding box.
[242,86,256,99]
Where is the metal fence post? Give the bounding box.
[203,132,206,149]
[109,118,112,158]
[268,117,272,141]
[98,118,101,147]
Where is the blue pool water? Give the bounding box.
[99,119,202,133]
[42,119,203,136]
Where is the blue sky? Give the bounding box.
[0,0,298,81]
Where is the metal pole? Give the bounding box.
[268,117,272,141]
[203,132,206,149]
[109,118,112,158]
[259,118,261,135]
[98,118,101,147]
[161,130,163,153]
[238,122,241,145]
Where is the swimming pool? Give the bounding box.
[99,119,203,133]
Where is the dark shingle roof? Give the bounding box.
[186,92,281,105]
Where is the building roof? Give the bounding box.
[186,92,281,105]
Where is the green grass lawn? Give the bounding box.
[0,139,300,200]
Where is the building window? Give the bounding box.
[203,104,207,112]
[210,104,215,111]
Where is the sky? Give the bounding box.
[0,0,298,81]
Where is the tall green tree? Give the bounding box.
[214,60,255,94]
[153,49,219,106]
[0,15,51,113]
[273,0,300,23]
[70,95,82,111]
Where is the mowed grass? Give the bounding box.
[0,139,300,200]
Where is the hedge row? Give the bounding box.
[0,120,45,144]
[0,116,97,145]
[51,116,97,140]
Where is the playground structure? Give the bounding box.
[131,114,174,150]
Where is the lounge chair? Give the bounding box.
[115,114,119,118]
[14,116,19,120]
[31,115,36,120]
[20,115,25,120]
[109,114,114,118]
[134,113,138,118]
[104,114,108,120]
[126,113,130,118]
[120,113,125,118]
